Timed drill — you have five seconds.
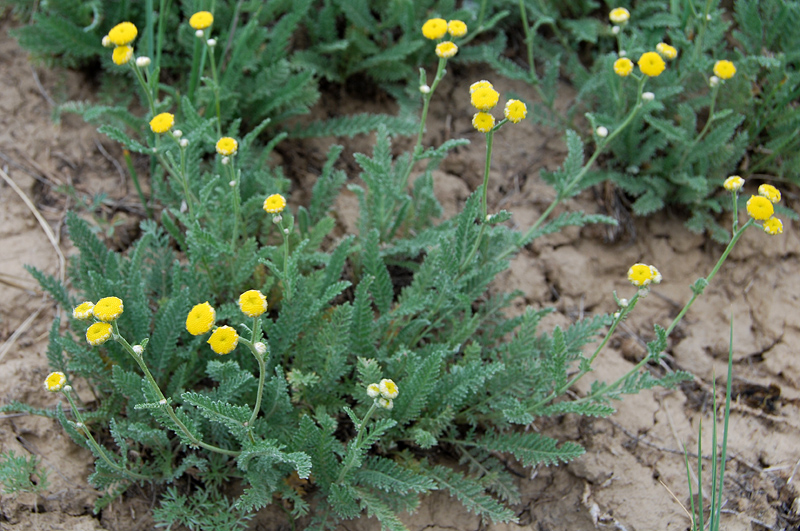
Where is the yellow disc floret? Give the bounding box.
[189,11,214,30]
[108,22,138,46]
[150,113,175,134]
[723,176,744,192]
[758,184,781,203]
[746,195,774,220]
[86,322,113,346]
[44,372,67,392]
[627,263,654,287]
[638,52,666,77]
[379,379,399,399]
[472,112,495,133]
[93,296,124,321]
[435,41,458,58]
[656,42,677,60]
[471,86,499,111]
[609,7,630,24]
[422,18,447,39]
[208,325,239,355]
[239,290,267,318]
[186,302,215,336]
[613,58,633,77]
[73,301,95,320]
[447,20,467,37]
[112,46,134,65]
[713,60,736,80]
[504,100,527,123]
[763,217,783,235]
[263,193,287,214]
[216,137,238,156]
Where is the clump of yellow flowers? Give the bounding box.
[468,79,527,133]
[421,17,467,59]
[186,290,268,355]
[73,296,124,347]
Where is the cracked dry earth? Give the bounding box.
[2,16,800,531]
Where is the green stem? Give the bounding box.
[187,35,205,104]
[155,0,170,82]
[123,149,152,218]
[240,336,267,427]
[714,317,734,531]
[131,62,156,116]
[227,158,241,251]
[518,0,535,81]
[413,57,448,160]
[337,401,378,483]
[208,43,223,137]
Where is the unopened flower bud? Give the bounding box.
[229,180,236,187]
[619,50,627,57]
[709,75,719,87]
[596,126,608,138]
[283,228,289,234]
[195,29,205,38]
[102,35,113,48]
[613,312,620,319]
[420,84,430,94]
[619,298,629,307]
[172,129,183,138]
[612,25,620,35]
[132,345,144,355]
[159,399,167,405]
[222,156,229,165]
[255,342,267,355]
[180,139,189,147]
[272,214,282,224]
[207,38,217,47]
[136,56,151,67]
[63,385,73,393]
[642,92,654,101]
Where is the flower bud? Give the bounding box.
[709,75,719,87]
[180,139,189,147]
[612,25,620,35]
[255,342,267,355]
[618,50,627,57]
[596,126,608,138]
[420,84,431,94]
[195,29,205,38]
[222,156,229,165]
[136,56,151,67]
[642,92,655,101]
[133,345,144,355]
[172,130,183,138]
[207,38,217,47]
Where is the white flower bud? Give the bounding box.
[255,342,267,355]
[378,398,393,410]
[207,38,217,47]
[619,298,629,307]
[706,14,712,20]
[132,345,144,355]
[172,129,183,138]
[63,385,73,393]
[272,214,283,224]
[195,29,205,38]
[596,126,608,138]
[642,92,655,101]
[367,383,380,398]
[612,25,620,35]
[221,156,229,165]
[136,56,151,68]
[709,75,720,87]
[283,228,290,234]
[180,139,189,147]
[75,422,85,430]
[229,180,236,187]
[102,35,113,48]
[159,399,167,405]
[613,312,620,320]
[619,50,627,57]
[420,84,431,94]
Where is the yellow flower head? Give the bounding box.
[435,41,458,59]
[627,263,654,287]
[73,301,95,320]
[613,57,634,77]
[216,137,238,156]
[746,195,774,220]
[469,80,493,94]
[609,7,630,24]
[186,302,215,336]
[108,22,138,46]
[723,175,744,192]
[86,322,113,346]
[758,184,781,203]
[112,45,134,65]
[447,20,467,38]
[763,217,783,235]
[472,112,495,133]
[189,11,214,30]
[263,193,287,214]
[239,290,267,318]
[379,379,399,399]
[656,42,677,60]
[422,18,447,40]
[208,325,239,355]
[150,113,175,134]
[638,52,666,77]
[471,86,499,111]
[367,383,381,398]
[378,397,394,410]
[713,60,736,80]
[44,372,67,392]
[504,99,527,123]
[93,296,124,321]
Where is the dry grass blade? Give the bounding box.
[0,301,46,364]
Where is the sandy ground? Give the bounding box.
[1,16,799,531]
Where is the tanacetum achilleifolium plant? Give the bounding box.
[10,11,785,531]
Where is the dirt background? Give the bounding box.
[2,14,800,531]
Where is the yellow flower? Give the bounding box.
[723,176,744,192]
[609,7,630,24]
[186,302,215,336]
[150,113,175,134]
[93,296,124,322]
[763,217,783,235]
[758,184,781,203]
[263,193,287,214]
[378,397,394,410]
[447,20,467,38]
[472,112,495,133]
[73,301,95,320]
[112,45,134,65]
[504,99,527,123]
[713,60,736,80]
[44,372,66,392]
[86,322,113,346]
[613,57,633,77]
[239,290,267,318]
[208,325,239,355]
[471,86,499,111]
[108,22,138,46]
[367,383,381,398]
[189,11,214,30]
[216,137,238,156]
[422,18,447,40]
[435,41,458,59]
[656,42,677,60]
[746,195,774,220]
[649,265,662,285]
[638,52,666,77]
[627,263,654,287]
[379,378,399,399]
[469,80,493,94]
